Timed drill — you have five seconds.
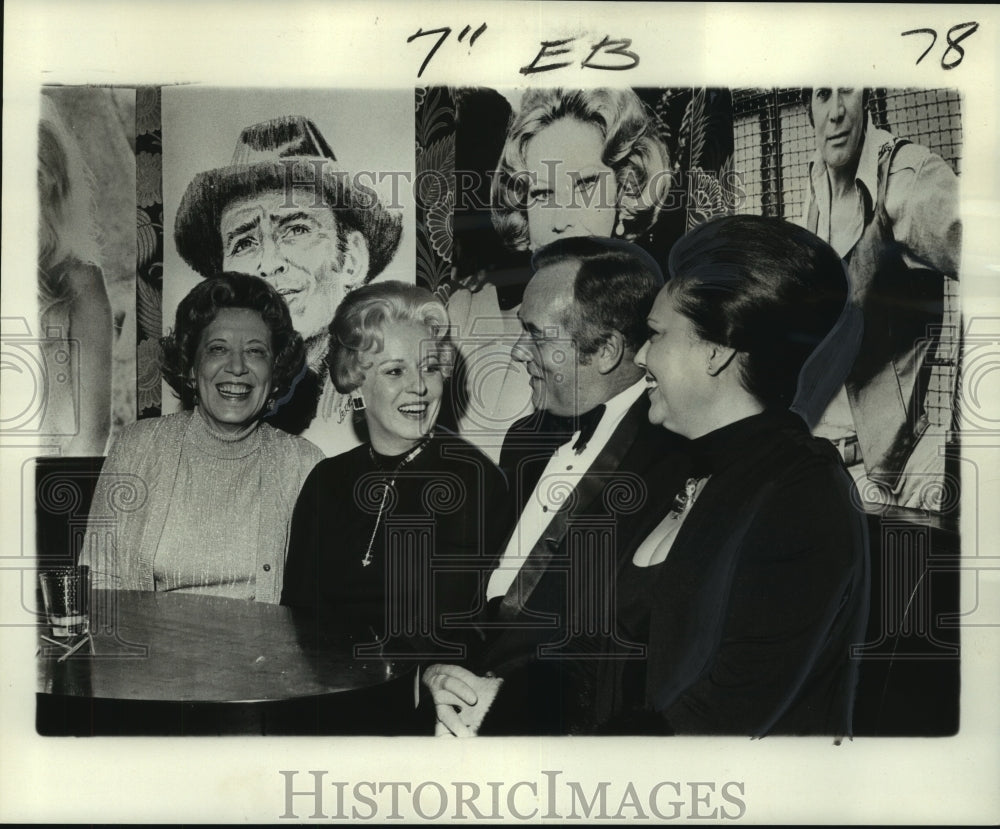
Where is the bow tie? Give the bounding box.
[540,404,607,454]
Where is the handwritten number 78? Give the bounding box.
[902,22,979,69]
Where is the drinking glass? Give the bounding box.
[38,565,90,638]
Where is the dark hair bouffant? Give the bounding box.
[161,273,306,412]
[666,215,849,409]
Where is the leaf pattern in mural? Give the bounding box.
[136,208,158,271]
[136,152,162,209]
[416,219,453,301]
[652,88,686,171]
[136,336,164,414]
[135,85,163,417]
[683,88,708,171]
[135,274,162,348]
[136,86,160,137]
[717,155,742,215]
[686,166,726,231]
[677,88,736,231]
[419,136,455,263]
[414,87,455,293]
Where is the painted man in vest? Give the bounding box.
[797,88,961,510]
[174,116,403,457]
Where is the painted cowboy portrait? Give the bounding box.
[173,113,405,456]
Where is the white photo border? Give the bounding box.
[2,1,998,824]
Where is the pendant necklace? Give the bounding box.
[361,433,433,567]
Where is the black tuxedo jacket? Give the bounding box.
[466,393,690,734]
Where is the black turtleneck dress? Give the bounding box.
[280,428,507,657]
[598,410,870,737]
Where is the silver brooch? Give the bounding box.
[670,477,701,519]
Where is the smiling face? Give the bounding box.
[523,117,618,250]
[191,307,274,434]
[634,289,716,439]
[220,188,365,346]
[811,87,866,171]
[511,260,598,417]
[358,320,445,455]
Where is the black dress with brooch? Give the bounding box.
[596,410,870,737]
[280,428,508,661]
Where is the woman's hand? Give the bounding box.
[422,663,503,737]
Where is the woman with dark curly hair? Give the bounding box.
[81,273,323,602]
[281,281,506,657]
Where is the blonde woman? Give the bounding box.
[38,94,112,455]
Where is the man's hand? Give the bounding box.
[422,664,503,737]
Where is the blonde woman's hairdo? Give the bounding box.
[38,93,102,309]
[491,88,673,251]
[326,281,455,394]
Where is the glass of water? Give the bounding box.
[38,565,90,638]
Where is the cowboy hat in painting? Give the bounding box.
[174,115,403,281]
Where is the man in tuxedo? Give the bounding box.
[423,236,689,735]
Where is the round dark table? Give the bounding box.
[36,590,425,736]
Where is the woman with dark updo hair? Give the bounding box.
[598,215,870,737]
[81,273,323,603]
